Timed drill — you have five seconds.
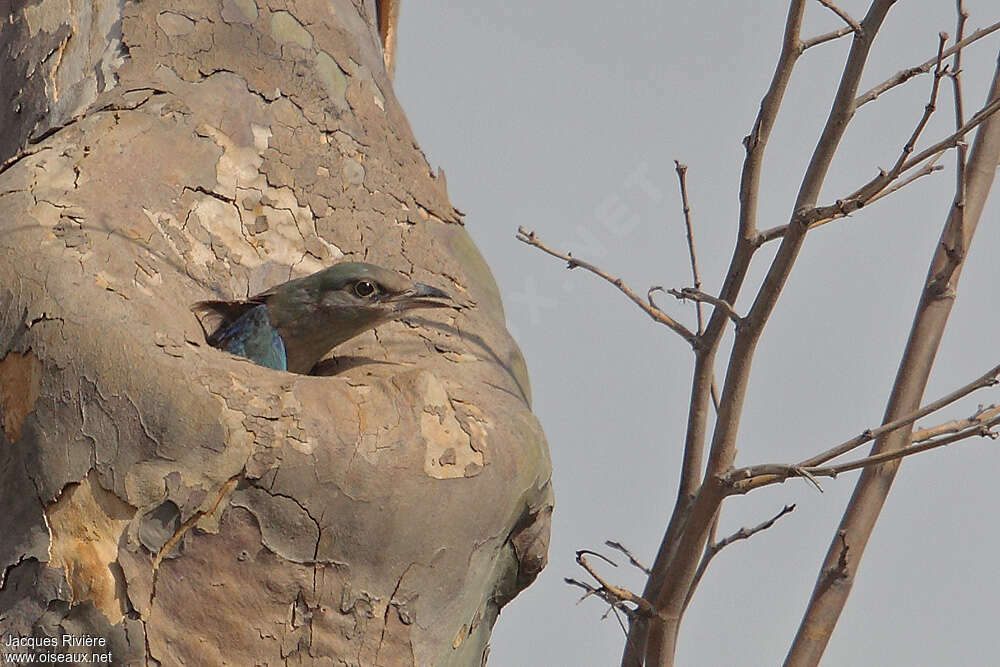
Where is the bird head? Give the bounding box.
[262,262,453,372]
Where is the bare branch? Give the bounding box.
[648,287,715,411]
[756,154,945,243]
[565,576,635,637]
[892,93,1000,174]
[606,605,629,637]
[610,4,1000,665]
[683,505,796,612]
[605,540,652,575]
[789,54,1000,658]
[670,163,725,412]
[565,578,634,615]
[674,161,705,335]
[856,20,1000,108]
[738,413,1000,484]
[816,0,862,35]
[802,25,854,51]
[757,92,1000,245]
[729,363,1000,493]
[713,505,797,552]
[912,403,1000,442]
[952,2,970,136]
[821,33,950,207]
[793,465,825,493]
[578,548,618,568]
[572,550,657,618]
[647,285,665,310]
[516,227,698,345]
[865,154,946,205]
[645,4,899,662]
[737,0,808,243]
[666,288,742,325]
[791,197,865,229]
[951,2,970,249]
[638,16,815,610]
[887,34,950,178]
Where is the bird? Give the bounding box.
[192,262,452,373]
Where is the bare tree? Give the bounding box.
[519,2,1000,665]
[0,1,551,665]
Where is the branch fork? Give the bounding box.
[566,549,657,622]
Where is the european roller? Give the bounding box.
[192,262,452,373]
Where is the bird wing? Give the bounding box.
[195,302,287,370]
[191,299,287,370]
[190,299,265,344]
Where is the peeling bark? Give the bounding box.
[0,1,551,665]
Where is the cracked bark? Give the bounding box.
[0,1,552,665]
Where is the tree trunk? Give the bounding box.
[0,1,552,665]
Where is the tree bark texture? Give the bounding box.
[0,1,553,665]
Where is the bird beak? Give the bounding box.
[387,283,453,311]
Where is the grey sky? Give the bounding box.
[396,1,1000,665]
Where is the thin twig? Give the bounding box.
[793,465,825,493]
[605,540,652,575]
[516,226,698,345]
[670,162,725,412]
[731,412,1000,491]
[683,505,797,611]
[802,362,998,465]
[728,362,1000,492]
[675,161,704,335]
[713,505,797,552]
[608,606,629,636]
[880,94,1000,192]
[802,25,854,51]
[866,153,945,205]
[649,4,898,658]
[789,51,1000,662]
[566,578,635,615]
[856,20,1000,108]
[886,34,950,179]
[912,403,1000,442]
[759,93,1000,244]
[573,550,657,618]
[952,2,970,137]
[845,33,950,203]
[578,548,618,567]
[666,288,742,324]
[816,0,862,35]
[756,154,945,243]
[649,284,730,411]
[793,415,999,479]
[951,1,969,256]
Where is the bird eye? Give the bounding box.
[354,280,377,298]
